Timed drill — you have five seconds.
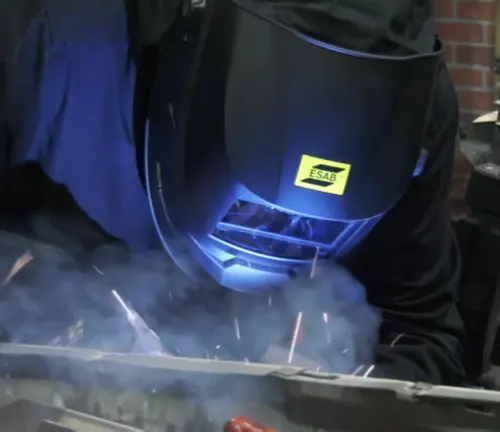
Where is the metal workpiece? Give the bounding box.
[0,400,140,432]
[461,110,499,169]
[0,345,500,431]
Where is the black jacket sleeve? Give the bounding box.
[348,63,466,386]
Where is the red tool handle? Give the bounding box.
[224,416,277,432]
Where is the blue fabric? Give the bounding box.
[6,0,158,251]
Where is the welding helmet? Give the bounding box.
[145,0,441,292]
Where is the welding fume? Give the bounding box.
[0,0,465,387]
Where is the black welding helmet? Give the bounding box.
[145,0,441,292]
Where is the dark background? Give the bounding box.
[436,0,498,215]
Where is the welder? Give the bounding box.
[0,0,465,386]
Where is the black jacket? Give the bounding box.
[0,0,465,385]
[349,65,464,385]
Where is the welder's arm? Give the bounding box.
[0,0,144,263]
[350,65,465,386]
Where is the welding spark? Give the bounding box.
[323,312,332,345]
[3,250,34,287]
[351,365,365,376]
[287,249,320,364]
[351,335,403,378]
[310,247,320,278]
[212,345,222,360]
[351,334,403,377]
[112,290,135,321]
[94,266,166,355]
[92,265,104,276]
[111,290,165,355]
[234,316,241,340]
[390,333,404,347]
[363,365,375,378]
[168,103,176,129]
[49,319,85,347]
[351,364,375,377]
[288,311,303,364]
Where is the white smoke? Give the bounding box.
[0,231,381,377]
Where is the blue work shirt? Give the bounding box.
[2,0,160,251]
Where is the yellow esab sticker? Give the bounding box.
[294,154,351,196]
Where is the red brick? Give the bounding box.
[456,45,494,66]
[436,0,456,18]
[443,43,455,63]
[457,0,496,21]
[450,67,485,87]
[458,89,494,111]
[484,22,496,45]
[436,21,485,43]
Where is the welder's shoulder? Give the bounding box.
[0,0,130,62]
[0,0,179,48]
[424,64,459,170]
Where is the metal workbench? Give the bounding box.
[0,344,499,431]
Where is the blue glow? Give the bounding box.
[213,200,347,260]
[208,198,380,271]
[198,200,382,291]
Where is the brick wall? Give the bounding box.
[435,0,497,214]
